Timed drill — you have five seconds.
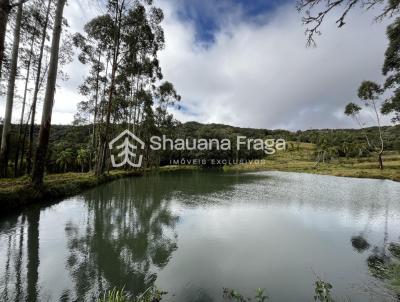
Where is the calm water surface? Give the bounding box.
[1,171,400,302]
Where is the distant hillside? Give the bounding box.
[0,122,398,173]
[175,122,400,150]
[1,122,399,151]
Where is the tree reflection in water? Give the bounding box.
[0,209,40,302]
[350,199,400,300]
[0,171,264,301]
[63,174,180,301]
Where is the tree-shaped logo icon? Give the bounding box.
[109,130,145,168]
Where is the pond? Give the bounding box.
[1,171,400,302]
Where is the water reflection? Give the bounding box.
[27,209,40,302]
[349,198,400,300]
[0,210,40,302]
[61,175,181,301]
[0,171,400,302]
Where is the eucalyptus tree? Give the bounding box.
[381,18,400,124]
[344,102,372,148]
[154,81,181,128]
[72,27,108,155]
[72,0,180,173]
[13,3,43,176]
[345,81,385,169]
[0,0,32,79]
[0,1,23,177]
[73,0,165,174]
[26,0,53,174]
[31,0,67,186]
[94,0,125,175]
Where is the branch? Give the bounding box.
[336,0,358,27]
[297,0,376,46]
[375,1,400,21]
[298,0,347,46]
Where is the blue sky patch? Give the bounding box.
[174,0,292,43]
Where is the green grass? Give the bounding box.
[154,165,200,172]
[2,144,399,214]
[98,287,167,302]
[0,170,143,214]
[224,142,400,182]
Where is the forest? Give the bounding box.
[0,0,399,185]
[0,0,183,184]
[1,122,400,174]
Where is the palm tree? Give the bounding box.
[76,148,89,172]
[56,149,74,173]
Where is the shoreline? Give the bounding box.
[0,170,143,216]
[157,163,400,182]
[1,159,399,216]
[223,143,400,183]
[224,165,400,182]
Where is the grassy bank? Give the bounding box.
[0,170,143,215]
[1,144,399,214]
[224,142,400,182]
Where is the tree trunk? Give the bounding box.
[96,62,117,176]
[96,8,122,176]
[19,107,32,174]
[92,52,101,150]
[27,0,51,175]
[31,0,66,186]
[372,100,384,170]
[0,0,11,81]
[0,2,23,177]
[15,30,35,177]
[378,151,383,170]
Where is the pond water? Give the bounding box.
[1,171,400,302]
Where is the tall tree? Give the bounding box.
[345,81,385,169]
[73,0,180,172]
[96,0,125,175]
[0,1,23,177]
[14,6,41,176]
[26,0,52,174]
[72,31,107,160]
[381,17,400,124]
[0,0,31,79]
[31,0,66,185]
[344,102,371,148]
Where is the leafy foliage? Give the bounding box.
[98,287,167,302]
[314,279,334,302]
[220,287,269,302]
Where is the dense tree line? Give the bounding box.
[1,122,399,173]
[0,0,73,183]
[0,0,400,180]
[0,0,181,181]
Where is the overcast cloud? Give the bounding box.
[0,0,392,130]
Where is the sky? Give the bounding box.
[0,0,393,130]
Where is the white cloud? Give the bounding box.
[1,1,392,130]
[158,1,391,130]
